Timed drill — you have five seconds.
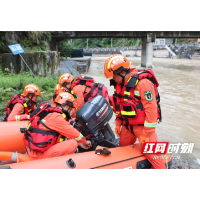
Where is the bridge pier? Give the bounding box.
[141,33,155,68]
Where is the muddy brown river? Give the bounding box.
[85,56,200,164]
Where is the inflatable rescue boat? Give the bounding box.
[0,121,27,153]
[0,96,171,169]
[0,144,172,169]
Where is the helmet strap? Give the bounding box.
[27,96,34,103]
[118,71,127,85]
[61,105,71,120]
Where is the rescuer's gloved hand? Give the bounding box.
[139,135,149,148]
[115,125,121,136]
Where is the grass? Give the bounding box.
[0,68,59,116]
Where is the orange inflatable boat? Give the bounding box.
[0,96,171,169]
[0,121,28,153]
[0,120,171,169]
[0,145,171,169]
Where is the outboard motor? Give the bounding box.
[75,95,118,151]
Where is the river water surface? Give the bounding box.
[85,56,200,164]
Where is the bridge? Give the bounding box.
[50,31,200,68]
[51,31,200,41]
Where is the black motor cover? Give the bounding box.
[76,95,113,132]
[76,95,118,147]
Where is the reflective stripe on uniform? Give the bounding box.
[135,79,139,86]
[23,103,28,107]
[124,91,130,95]
[134,90,140,96]
[127,77,132,82]
[15,115,20,121]
[41,119,46,123]
[59,137,68,142]
[144,120,157,128]
[137,71,145,74]
[27,123,31,130]
[74,133,83,141]
[28,109,32,112]
[62,113,66,118]
[121,111,136,116]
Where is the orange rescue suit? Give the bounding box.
[6,94,35,122]
[113,68,166,169]
[26,111,86,160]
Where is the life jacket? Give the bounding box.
[23,103,68,153]
[71,75,108,102]
[4,94,35,121]
[110,69,162,126]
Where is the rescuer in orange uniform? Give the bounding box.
[51,73,77,116]
[23,92,92,160]
[54,73,109,115]
[51,73,74,105]
[6,84,41,122]
[104,54,166,169]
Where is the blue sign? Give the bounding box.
[8,44,24,55]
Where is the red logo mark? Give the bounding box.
[142,142,169,154]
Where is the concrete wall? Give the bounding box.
[84,45,200,59]
[1,51,60,76]
[84,48,121,55]
[121,49,176,58]
[60,60,79,76]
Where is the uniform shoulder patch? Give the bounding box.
[144,90,153,102]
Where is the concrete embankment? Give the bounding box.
[60,57,91,76]
[1,51,60,76]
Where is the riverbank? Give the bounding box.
[91,55,200,68]
[170,153,200,169]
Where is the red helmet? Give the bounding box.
[58,73,75,87]
[104,54,131,78]
[22,84,41,96]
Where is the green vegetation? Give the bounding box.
[0,31,52,54]
[0,32,17,54]
[176,38,197,44]
[57,38,140,57]
[58,41,74,58]
[0,69,59,116]
[73,38,140,48]
[22,31,51,52]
